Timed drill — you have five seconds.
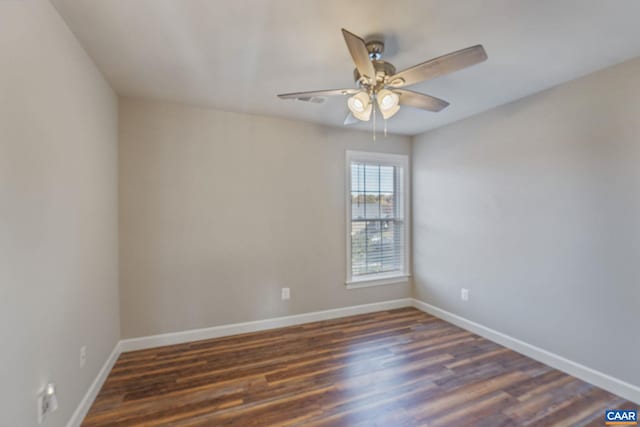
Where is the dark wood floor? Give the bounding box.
[83,308,634,426]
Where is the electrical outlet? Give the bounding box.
[80,346,87,368]
[281,287,290,300]
[37,383,58,424]
[461,288,469,302]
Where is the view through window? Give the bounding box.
[347,152,408,284]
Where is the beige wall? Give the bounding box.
[0,2,119,426]
[413,58,640,387]
[119,98,411,338]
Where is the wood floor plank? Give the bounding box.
[82,308,635,426]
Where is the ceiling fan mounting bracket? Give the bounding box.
[365,40,385,60]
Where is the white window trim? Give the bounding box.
[345,150,410,288]
[346,274,410,290]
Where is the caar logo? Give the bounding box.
[605,409,637,425]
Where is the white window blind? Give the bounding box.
[346,151,409,286]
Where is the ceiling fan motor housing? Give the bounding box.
[353,61,396,89]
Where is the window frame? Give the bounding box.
[345,150,410,289]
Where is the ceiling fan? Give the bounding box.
[278,29,487,124]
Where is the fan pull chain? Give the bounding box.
[384,119,388,137]
[372,101,376,142]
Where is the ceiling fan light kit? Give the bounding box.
[376,89,400,119]
[278,28,488,130]
[347,91,373,121]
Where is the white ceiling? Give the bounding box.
[52,0,640,135]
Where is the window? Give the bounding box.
[346,151,409,288]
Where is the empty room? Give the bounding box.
[2,1,639,426]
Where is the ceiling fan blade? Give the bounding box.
[278,88,359,101]
[341,29,376,81]
[397,89,450,112]
[344,112,359,125]
[387,45,487,88]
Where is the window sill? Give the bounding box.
[346,275,410,290]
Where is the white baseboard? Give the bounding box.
[66,342,121,427]
[412,298,640,404]
[70,296,636,427]
[120,298,413,352]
